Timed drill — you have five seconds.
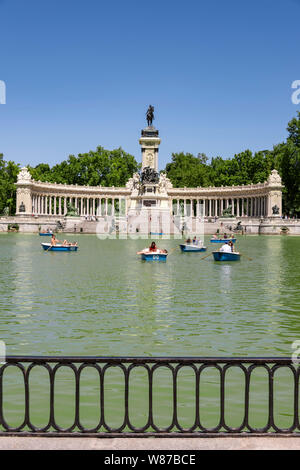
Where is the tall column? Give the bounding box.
[111,198,115,216]
[209,199,212,217]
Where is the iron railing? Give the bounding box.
[0,356,299,437]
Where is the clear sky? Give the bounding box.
[0,0,300,170]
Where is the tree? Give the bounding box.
[0,155,20,215]
[165,152,211,188]
[28,147,140,187]
[273,113,300,216]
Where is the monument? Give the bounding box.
[126,105,173,235]
[14,105,284,235]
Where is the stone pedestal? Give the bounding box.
[139,126,161,171]
[16,167,33,216]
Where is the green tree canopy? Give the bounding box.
[273,112,300,215]
[28,147,140,187]
[165,152,211,188]
[0,155,20,215]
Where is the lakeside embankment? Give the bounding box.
[0,216,299,235]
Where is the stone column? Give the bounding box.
[111,198,114,216]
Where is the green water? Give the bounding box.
[0,233,299,430]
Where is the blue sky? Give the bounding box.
[0,0,300,170]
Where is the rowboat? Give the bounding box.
[212,251,240,261]
[141,252,168,261]
[179,244,207,252]
[210,238,236,243]
[39,232,53,236]
[41,243,78,252]
[138,250,168,261]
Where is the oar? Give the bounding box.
[200,251,213,260]
[238,251,252,261]
[168,246,179,255]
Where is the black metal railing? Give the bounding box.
[0,356,299,436]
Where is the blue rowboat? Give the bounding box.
[39,232,53,236]
[180,244,207,252]
[212,251,240,261]
[41,243,78,252]
[210,238,236,243]
[141,252,168,262]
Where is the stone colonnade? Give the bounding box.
[30,193,129,217]
[15,168,283,219]
[169,195,269,218]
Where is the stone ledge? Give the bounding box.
[0,436,300,450]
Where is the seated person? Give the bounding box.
[219,241,232,253]
[185,238,191,244]
[149,241,157,252]
[50,234,58,246]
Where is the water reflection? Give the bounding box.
[0,234,299,357]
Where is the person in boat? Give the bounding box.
[212,233,219,240]
[185,237,191,244]
[219,241,232,253]
[192,236,197,244]
[51,234,59,246]
[149,241,157,252]
[223,233,228,239]
[228,240,234,252]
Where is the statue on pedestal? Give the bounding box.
[272,205,280,215]
[146,105,154,126]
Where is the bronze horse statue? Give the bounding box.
[146,105,154,126]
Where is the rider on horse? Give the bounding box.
[146,105,154,126]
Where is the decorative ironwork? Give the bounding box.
[0,356,299,437]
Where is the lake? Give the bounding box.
[0,233,299,431]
